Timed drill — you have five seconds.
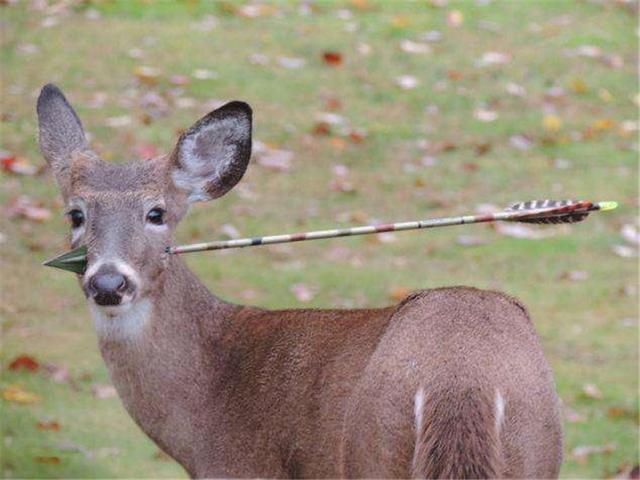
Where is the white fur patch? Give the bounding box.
[495,389,506,432]
[89,298,151,342]
[412,387,425,470]
[84,258,141,289]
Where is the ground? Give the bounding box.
[0,0,638,478]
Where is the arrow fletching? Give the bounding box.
[506,199,595,224]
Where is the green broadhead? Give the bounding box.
[43,246,88,274]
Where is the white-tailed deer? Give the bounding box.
[38,84,562,479]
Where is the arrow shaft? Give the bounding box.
[167,201,599,255]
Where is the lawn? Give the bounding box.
[0,0,638,478]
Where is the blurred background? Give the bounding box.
[1,0,638,478]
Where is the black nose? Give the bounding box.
[89,273,127,306]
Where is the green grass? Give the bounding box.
[1,0,638,478]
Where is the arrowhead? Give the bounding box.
[43,246,88,274]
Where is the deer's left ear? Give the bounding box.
[171,101,252,202]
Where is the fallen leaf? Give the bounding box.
[312,122,332,135]
[37,420,61,431]
[324,97,342,111]
[607,405,638,420]
[322,51,343,66]
[621,225,640,246]
[543,114,562,132]
[255,148,293,171]
[581,383,603,400]
[0,151,37,175]
[456,235,486,246]
[169,74,190,86]
[290,283,315,302]
[315,112,346,126]
[564,407,586,423]
[447,9,464,27]
[592,118,616,131]
[6,196,52,222]
[133,66,161,84]
[558,270,589,282]
[277,56,306,69]
[390,14,409,28]
[92,383,117,399]
[105,115,133,128]
[462,162,479,172]
[571,443,616,464]
[192,68,217,80]
[447,69,463,80]
[476,51,510,67]
[236,3,277,18]
[389,286,411,301]
[395,75,420,89]
[612,245,638,258]
[570,78,588,93]
[135,143,159,160]
[219,224,240,239]
[400,39,431,54]
[35,456,60,465]
[8,354,39,371]
[348,129,366,143]
[474,107,498,122]
[356,42,372,56]
[2,384,40,404]
[509,133,533,151]
[418,30,442,42]
[505,82,526,97]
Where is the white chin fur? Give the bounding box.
[89,298,151,342]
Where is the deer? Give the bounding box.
[37,83,562,479]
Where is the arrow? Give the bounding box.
[43,245,88,274]
[43,199,617,274]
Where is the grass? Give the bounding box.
[1,0,638,478]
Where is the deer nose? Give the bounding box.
[89,272,128,306]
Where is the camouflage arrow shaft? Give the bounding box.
[43,199,617,274]
[168,199,615,254]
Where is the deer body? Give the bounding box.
[38,84,562,478]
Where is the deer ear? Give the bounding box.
[37,84,90,194]
[171,101,252,202]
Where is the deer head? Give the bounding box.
[37,84,252,317]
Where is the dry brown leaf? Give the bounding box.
[389,286,411,301]
[8,354,39,371]
[2,384,40,404]
[133,66,161,84]
[322,51,343,66]
[37,420,61,431]
[0,151,37,175]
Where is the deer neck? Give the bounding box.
[91,256,238,469]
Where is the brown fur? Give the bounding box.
[38,84,563,479]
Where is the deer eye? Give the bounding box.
[146,207,165,226]
[68,209,85,229]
